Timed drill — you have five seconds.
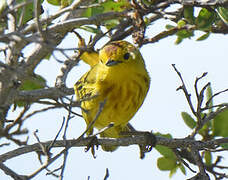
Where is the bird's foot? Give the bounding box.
[85,136,99,158]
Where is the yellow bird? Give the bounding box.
[74,40,150,151]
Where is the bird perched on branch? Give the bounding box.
[74,36,150,152]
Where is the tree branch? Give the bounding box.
[173,0,228,7]
[0,136,227,163]
[16,87,74,102]
[0,162,27,180]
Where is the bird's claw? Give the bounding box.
[85,136,99,158]
[139,131,157,159]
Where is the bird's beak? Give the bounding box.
[105,59,122,66]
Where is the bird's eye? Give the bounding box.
[123,53,130,60]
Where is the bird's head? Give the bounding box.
[99,41,145,69]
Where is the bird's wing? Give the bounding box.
[74,65,100,103]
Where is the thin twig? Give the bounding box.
[47,117,66,152]
[78,99,106,139]
[202,105,228,125]
[173,149,196,173]
[46,167,61,177]
[0,162,27,180]
[205,89,228,109]
[34,0,45,41]
[172,64,196,116]
[58,97,83,117]
[194,73,208,116]
[202,103,228,111]
[88,123,114,137]
[34,130,48,156]
[103,168,109,180]
[0,143,10,148]
[194,72,208,100]
[27,148,64,179]
[21,106,57,121]
[59,97,74,180]
[142,25,196,45]
[5,105,30,132]
[190,147,209,177]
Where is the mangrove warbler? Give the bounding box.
[74,40,150,151]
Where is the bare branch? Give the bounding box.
[205,89,228,109]
[103,168,109,180]
[16,87,74,102]
[59,98,74,179]
[78,99,107,139]
[0,136,227,163]
[55,54,80,89]
[142,25,196,45]
[0,162,27,180]
[172,64,196,116]
[34,0,45,41]
[190,147,209,178]
[173,0,228,7]
[173,149,196,173]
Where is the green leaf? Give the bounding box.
[196,32,210,41]
[177,20,186,28]
[47,0,72,7]
[184,6,195,24]
[102,0,130,13]
[178,164,186,175]
[60,0,73,8]
[198,117,211,137]
[83,0,130,17]
[195,8,216,30]
[20,74,46,91]
[157,157,177,171]
[16,74,46,107]
[217,7,228,25]
[16,0,34,25]
[204,151,212,166]
[16,0,44,25]
[155,132,172,139]
[79,26,102,34]
[83,0,129,17]
[181,112,196,129]
[174,20,194,44]
[169,166,178,178]
[176,29,193,39]
[221,143,228,149]
[176,20,194,40]
[175,37,183,45]
[141,0,155,6]
[213,109,228,137]
[155,133,176,159]
[0,22,6,34]
[0,0,7,15]
[83,5,104,17]
[155,145,176,159]
[206,84,213,112]
[44,53,52,60]
[47,0,61,6]
[104,19,120,30]
[165,24,175,30]
[14,101,27,108]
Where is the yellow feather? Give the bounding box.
[74,40,150,151]
[80,51,99,67]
